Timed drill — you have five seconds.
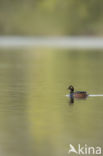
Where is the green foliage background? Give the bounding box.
[0,0,103,35]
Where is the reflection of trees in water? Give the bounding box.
[0,50,34,156]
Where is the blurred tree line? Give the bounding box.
[0,0,103,36]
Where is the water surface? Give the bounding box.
[0,49,103,156]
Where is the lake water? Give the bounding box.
[0,48,103,156]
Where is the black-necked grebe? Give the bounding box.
[68,85,88,99]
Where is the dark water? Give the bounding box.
[0,49,103,156]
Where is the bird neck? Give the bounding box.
[70,90,74,93]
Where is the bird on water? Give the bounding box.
[68,85,88,99]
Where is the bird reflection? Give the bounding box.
[69,96,87,105]
[69,97,74,104]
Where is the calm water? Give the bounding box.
[0,48,103,156]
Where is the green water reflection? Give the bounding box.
[0,49,103,156]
